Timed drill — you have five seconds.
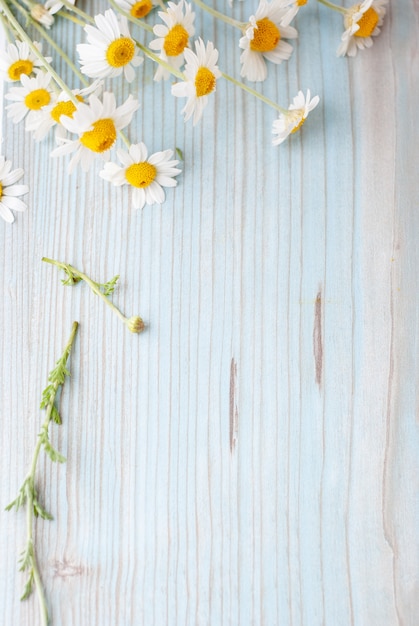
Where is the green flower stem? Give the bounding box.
[316,0,347,15]
[2,0,80,105]
[135,38,286,115]
[29,17,88,86]
[7,321,79,626]
[134,38,185,79]
[42,258,145,333]
[24,481,49,626]
[192,0,246,30]
[221,72,288,114]
[0,10,15,42]
[59,0,95,23]
[109,0,154,34]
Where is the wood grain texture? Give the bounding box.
[1,1,419,624]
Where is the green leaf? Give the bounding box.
[51,405,62,425]
[43,439,66,464]
[102,274,120,296]
[18,541,34,571]
[20,569,35,601]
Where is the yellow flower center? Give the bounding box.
[195,67,216,97]
[125,162,157,188]
[250,18,280,53]
[130,0,153,18]
[297,0,307,5]
[106,37,135,68]
[291,115,305,133]
[8,59,34,81]
[50,95,83,123]
[0,183,3,198]
[163,24,189,57]
[80,118,117,153]
[354,7,379,37]
[24,88,51,110]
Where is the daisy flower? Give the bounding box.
[337,0,387,57]
[272,89,319,145]
[0,40,51,83]
[113,0,154,19]
[0,157,29,224]
[171,38,221,125]
[44,0,76,15]
[100,142,181,210]
[50,92,139,173]
[25,80,103,141]
[5,72,55,125]
[30,4,55,28]
[77,9,143,83]
[280,0,308,27]
[239,0,298,82]
[149,0,195,81]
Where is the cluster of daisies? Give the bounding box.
[0,0,388,223]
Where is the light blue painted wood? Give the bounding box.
[1,0,419,624]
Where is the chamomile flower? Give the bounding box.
[100,142,181,210]
[30,4,55,28]
[5,72,55,125]
[45,0,76,15]
[0,40,51,83]
[239,0,298,82]
[337,0,387,57]
[114,0,154,19]
[171,38,221,125]
[0,157,29,224]
[272,89,319,145]
[77,9,143,83]
[50,92,139,173]
[26,80,103,141]
[149,0,195,81]
[280,0,308,27]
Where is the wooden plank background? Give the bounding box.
[1,1,418,624]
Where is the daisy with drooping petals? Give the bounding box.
[50,92,139,173]
[26,80,103,141]
[171,38,221,125]
[30,4,55,28]
[0,40,51,83]
[114,0,154,19]
[239,0,298,82]
[280,0,308,27]
[272,89,319,145]
[5,72,55,125]
[0,157,29,224]
[100,142,181,210]
[337,0,387,57]
[77,9,143,83]
[149,0,195,81]
[45,0,76,15]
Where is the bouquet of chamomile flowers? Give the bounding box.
[0,0,387,222]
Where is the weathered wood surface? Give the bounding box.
[1,1,418,624]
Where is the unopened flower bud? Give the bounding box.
[31,4,54,29]
[126,316,145,334]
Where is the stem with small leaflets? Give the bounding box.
[42,258,145,333]
[6,321,79,626]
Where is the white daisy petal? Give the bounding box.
[272,89,319,146]
[0,158,29,223]
[51,92,139,173]
[240,0,297,82]
[171,38,220,125]
[149,0,196,81]
[78,9,143,81]
[99,142,180,210]
[336,0,388,57]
